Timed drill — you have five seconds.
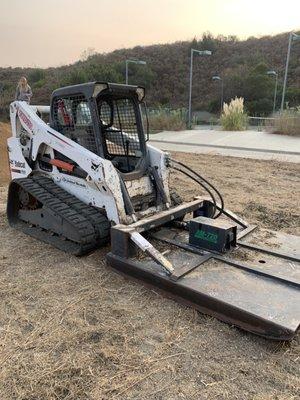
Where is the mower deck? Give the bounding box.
[106,199,300,341]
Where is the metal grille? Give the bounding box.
[98,98,142,157]
[52,94,98,154]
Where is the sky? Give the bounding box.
[1,0,300,68]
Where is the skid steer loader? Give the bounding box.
[6,82,300,340]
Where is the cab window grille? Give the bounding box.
[52,94,98,154]
[98,97,142,157]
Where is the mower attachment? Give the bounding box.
[107,199,300,341]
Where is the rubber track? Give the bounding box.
[32,175,110,246]
[8,177,110,255]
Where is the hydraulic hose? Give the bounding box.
[170,158,224,218]
[171,165,217,218]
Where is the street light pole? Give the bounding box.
[281,32,300,112]
[188,49,212,129]
[188,51,194,129]
[125,59,147,85]
[267,71,278,113]
[220,80,224,112]
[212,75,223,115]
[273,73,278,113]
[125,61,129,85]
[0,83,3,107]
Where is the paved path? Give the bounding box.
[149,129,300,163]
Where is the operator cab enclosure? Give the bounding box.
[50,82,148,176]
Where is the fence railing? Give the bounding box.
[248,116,275,131]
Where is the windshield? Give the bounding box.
[52,94,98,155]
[97,96,144,159]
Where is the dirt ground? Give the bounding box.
[0,122,299,399]
[0,122,10,184]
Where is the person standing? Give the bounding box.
[15,77,32,103]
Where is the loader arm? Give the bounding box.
[9,101,127,223]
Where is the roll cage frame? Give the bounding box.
[50,82,148,176]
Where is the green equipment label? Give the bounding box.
[194,229,218,244]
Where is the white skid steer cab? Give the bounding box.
[6,81,300,340]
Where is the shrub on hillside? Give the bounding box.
[28,68,46,83]
[269,108,300,136]
[246,98,273,116]
[221,97,248,131]
[148,109,186,133]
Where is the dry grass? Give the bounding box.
[269,110,300,137]
[148,112,186,133]
[170,151,300,236]
[0,122,11,185]
[0,213,299,399]
[220,97,248,131]
[0,123,299,399]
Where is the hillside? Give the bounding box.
[0,31,300,119]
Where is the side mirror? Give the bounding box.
[141,101,149,141]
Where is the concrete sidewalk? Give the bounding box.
[149,129,300,162]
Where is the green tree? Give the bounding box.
[28,68,46,83]
[220,63,275,116]
[124,64,155,88]
[62,69,88,85]
[199,32,217,52]
[286,87,300,108]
